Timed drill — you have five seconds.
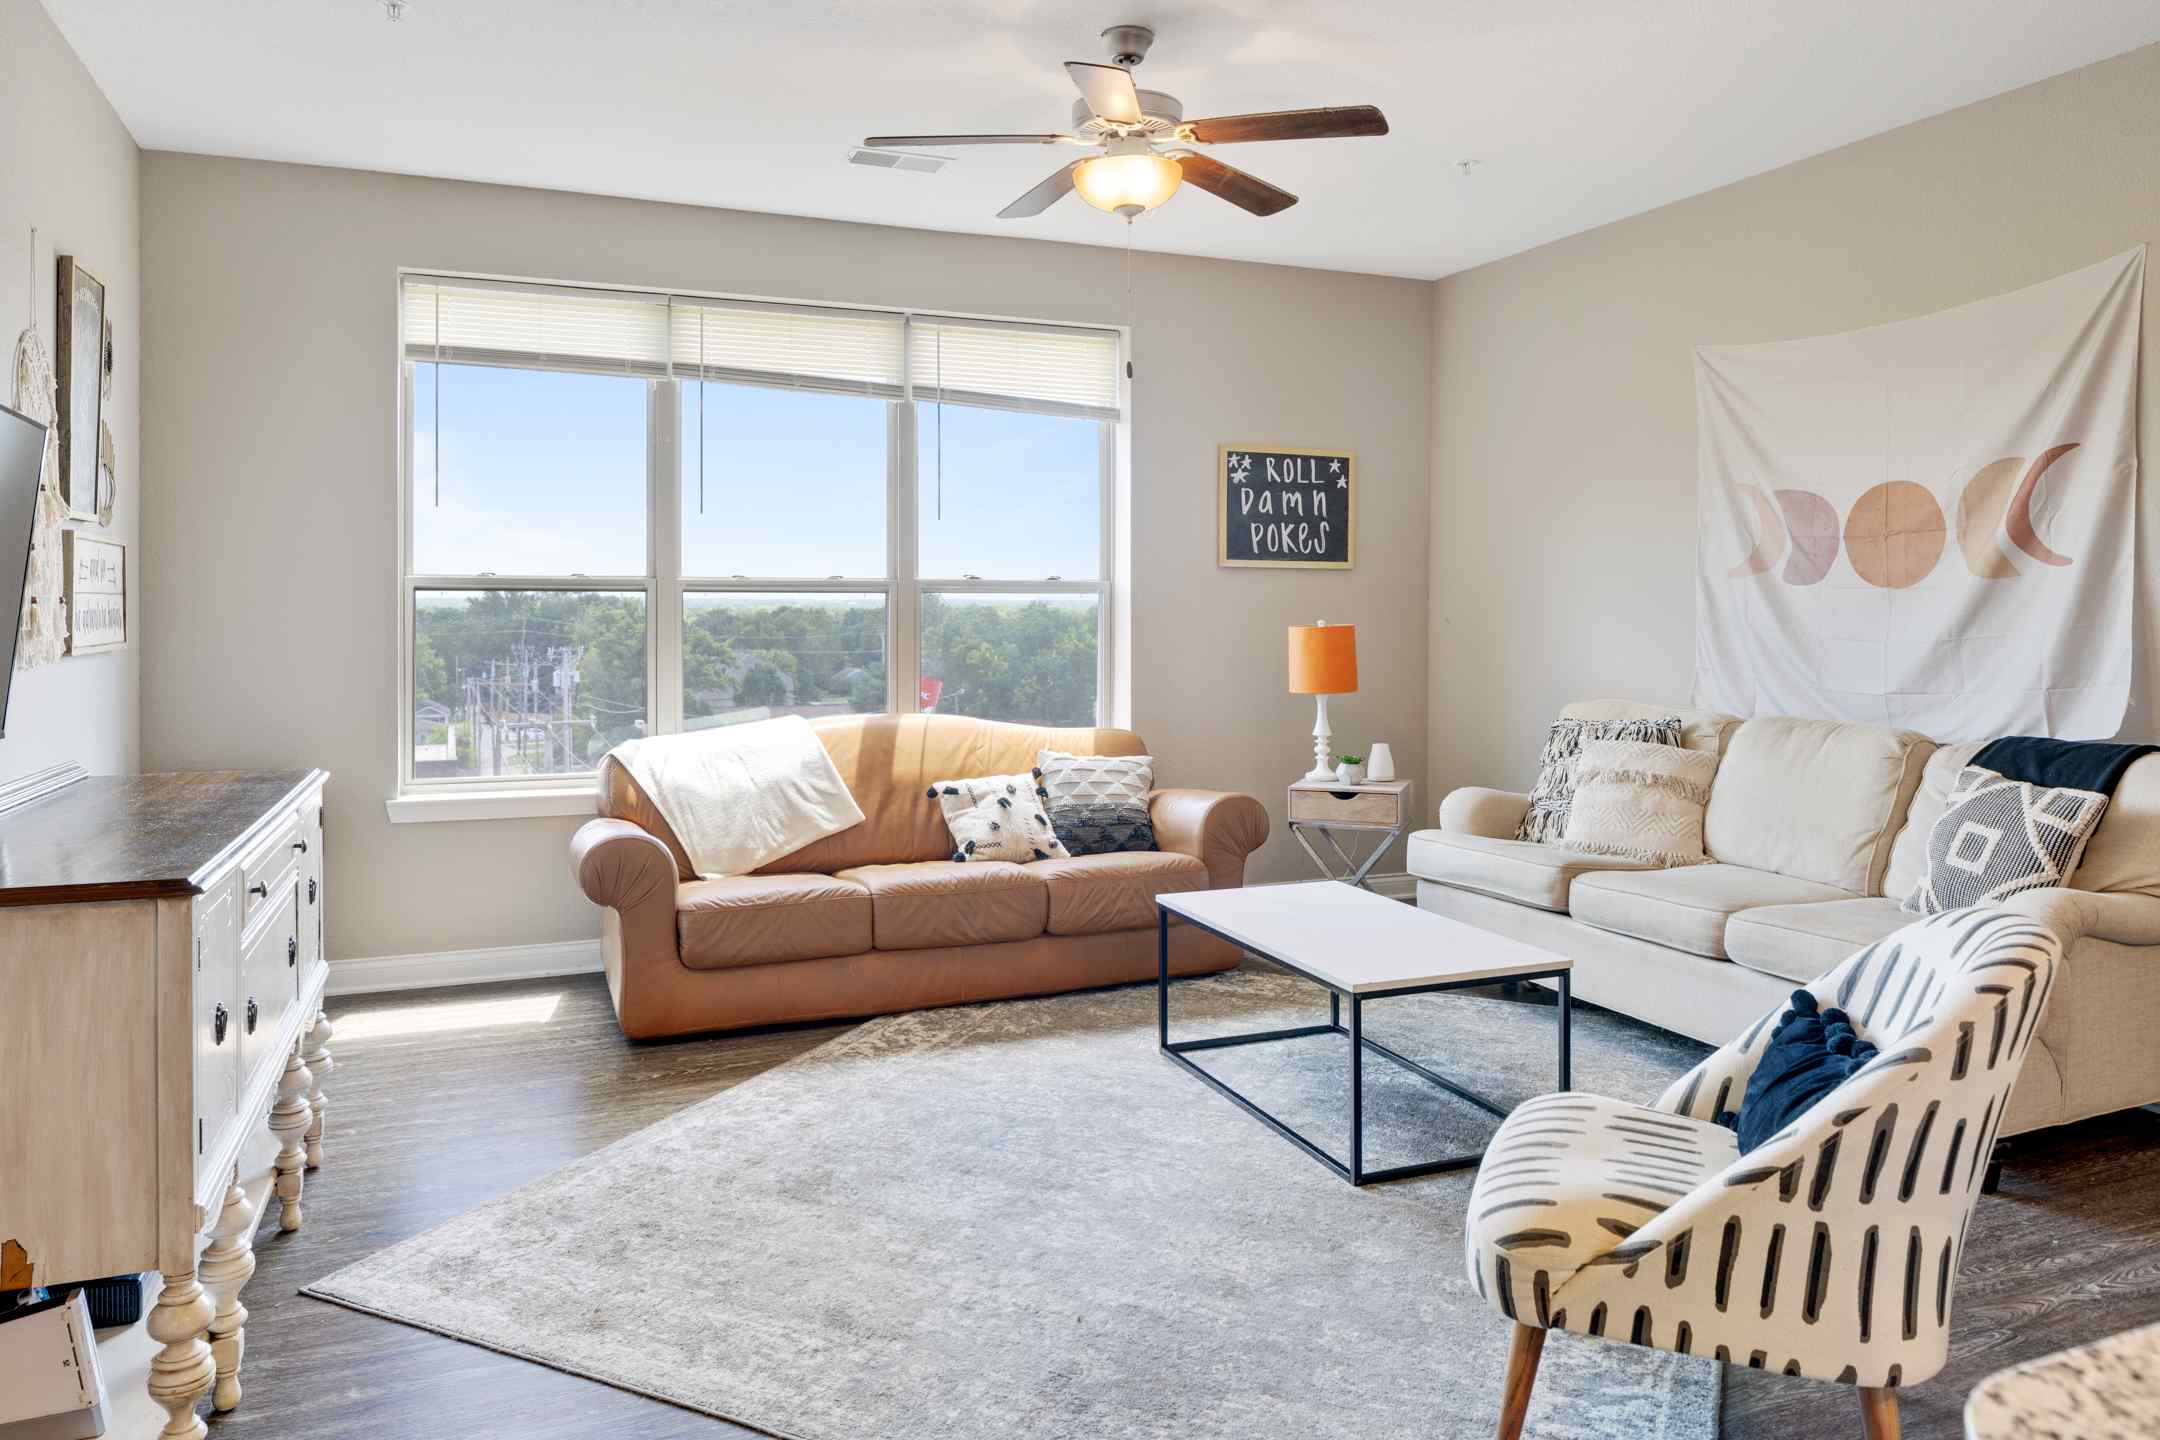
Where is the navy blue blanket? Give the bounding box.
[1971,736,2157,797]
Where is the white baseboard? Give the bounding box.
[326,939,603,997]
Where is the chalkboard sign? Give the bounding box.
[1217,444,1356,569]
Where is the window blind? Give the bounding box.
[668,298,906,397]
[401,279,671,377]
[401,275,1121,419]
[907,316,1121,421]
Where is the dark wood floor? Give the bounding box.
[216,973,2160,1440]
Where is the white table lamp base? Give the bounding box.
[1303,693,1339,782]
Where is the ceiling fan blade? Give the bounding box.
[1182,106,1389,144]
[997,162,1081,219]
[1064,61,1144,124]
[1175,153,1298,216]
[861,133,1072,148]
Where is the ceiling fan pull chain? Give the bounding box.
[1125,216,1137,366]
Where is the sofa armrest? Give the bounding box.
[1438,786,1529,840]
[571,817,682,961]
[1149,789,1270,890]
[1999,886,2160,948]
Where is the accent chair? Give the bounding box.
[1463,907,2062,1440]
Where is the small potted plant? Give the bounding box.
[1335,752,1366,785]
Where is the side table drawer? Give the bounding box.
[1289,788,1402,826]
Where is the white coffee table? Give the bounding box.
[1156,880,1574,1186]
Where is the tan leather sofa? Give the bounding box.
[1409,698,2160,1140]
[570,714,1270,1039]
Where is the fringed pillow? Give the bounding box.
[1517,715,1686,843]
[1561,738,1717,866]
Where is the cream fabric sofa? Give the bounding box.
[1409,699,2160,1138]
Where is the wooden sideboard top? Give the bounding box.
[0,769,327,907]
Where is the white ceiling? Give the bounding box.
[40,0,2160,280]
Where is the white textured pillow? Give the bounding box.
[1518,715,1685,843]
[928,772,1070,864]
[1562,739,1718,867]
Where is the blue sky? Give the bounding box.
[410,364,1101,582]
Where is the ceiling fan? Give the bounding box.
[861,24,1388,221]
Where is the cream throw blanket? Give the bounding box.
[610,717,864,878]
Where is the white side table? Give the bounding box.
[1286,779,1413,888]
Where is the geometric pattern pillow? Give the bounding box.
[928,771,1071,864]
[1035,750,1156,855]
[1516,714,1685,844]
[1901,765,2109,915]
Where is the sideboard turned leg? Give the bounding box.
[303,1008,334,1170]
[147,1270,215,1440]
[199,1169,257,1412]
[269,1044,314,1232]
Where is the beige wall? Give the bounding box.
[140,154,1431,963]
[0,0,140,780]
[1428,43,2160,805]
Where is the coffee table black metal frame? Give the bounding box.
[1156,906,1572,1186]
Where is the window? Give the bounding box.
[398,277,1122,794]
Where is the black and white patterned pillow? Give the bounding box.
[1517,715,1686,844]
[1902,765,2109,915]
[927,772,1070,863]
[1035,750,1156,855]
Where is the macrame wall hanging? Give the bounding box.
[14,320,69,668]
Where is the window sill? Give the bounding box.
[384,787,598,824]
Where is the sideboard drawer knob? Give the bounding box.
[307,878,318,905]
[245,997,259,1034]
[248,881,269,899]
[213,1003,229,1045]
[287,936,298,967]
[292,838,309,854]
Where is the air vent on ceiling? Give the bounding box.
[849,148,949,175]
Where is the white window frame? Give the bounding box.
[388,272,1125,822]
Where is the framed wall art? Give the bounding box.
[55,256,105,522]
[63,531,126,655]
[1218,444,1356,570]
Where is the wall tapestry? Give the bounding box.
[1695,246,2143,739]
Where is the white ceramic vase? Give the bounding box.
[1367,742,1396,783]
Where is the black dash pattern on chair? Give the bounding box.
[1466,907,2062,1391]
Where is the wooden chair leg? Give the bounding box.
[1496,1323,1546,1440]
[1859,1386,1900,1440]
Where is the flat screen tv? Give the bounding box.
[0,402,51,739]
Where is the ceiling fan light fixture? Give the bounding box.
[1073,151,1182,218]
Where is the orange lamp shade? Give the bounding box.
[1287,624,1358,695]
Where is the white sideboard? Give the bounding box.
[0,769,331,1439]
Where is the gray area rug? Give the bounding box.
[306,970,1722,1439]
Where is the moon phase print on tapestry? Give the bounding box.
[1695,247,2143,738]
